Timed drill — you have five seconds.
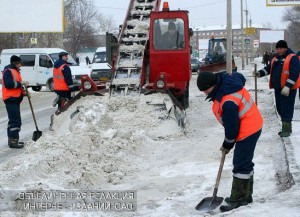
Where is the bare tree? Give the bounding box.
[64,0,100,56]
[97,13,116,33]
[37,34,63,48]
[283,6,300,52]
[0,34,16,51]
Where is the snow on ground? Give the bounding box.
[0,58,299,216]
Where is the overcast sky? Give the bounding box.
[95,0,290,29]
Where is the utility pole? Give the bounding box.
[226,0,232,74]
[241,0,245,70]
[244,1,249,65]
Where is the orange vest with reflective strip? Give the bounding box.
[212,88,263,142]
[270,53,300,89]
[53,64,69,91]
[2,68,24,100]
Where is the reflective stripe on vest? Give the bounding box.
[270,54,300,89]
[212,88,263,142]
[2,68,23,100]
[53,64,69,91]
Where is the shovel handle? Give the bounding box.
[213,151,226,197]
[254,64,258,105]
[24,85,39,131]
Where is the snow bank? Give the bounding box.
[0,93,183,190]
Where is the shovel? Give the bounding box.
[24,86,42,141]
[195,150,226,212]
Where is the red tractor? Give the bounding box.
[141,2,192,110]
[62,1,192,128]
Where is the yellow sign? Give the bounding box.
[30,38,37,44]
[245,27,256,35]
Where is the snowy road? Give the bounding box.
[0,89,56,149]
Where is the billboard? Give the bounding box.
[259,30,284,43]
[267,0,300,6]
[0,0,64,33]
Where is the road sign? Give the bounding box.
[245,27,256,35]
[245,39,250,44]
[31,38,37,44]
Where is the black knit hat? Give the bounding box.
[197,71,217,91]
[10,55,22,64]
[276,40,288,49]
[59,51,68,59]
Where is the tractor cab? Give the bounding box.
[142,2,191,108]
[200,37,236,73]
[205,38,227,65]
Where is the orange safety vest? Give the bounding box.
[53,64,69,91]
[270,53,300,89]
[2,68,24,100]
[212,87,263,142]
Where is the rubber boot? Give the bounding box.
[279,121,291,137]
[220,177,250,212]
[8,138,24,149]
[225,175,253,204]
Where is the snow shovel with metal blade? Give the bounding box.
[24,86,42,141]
[195,150,226,212]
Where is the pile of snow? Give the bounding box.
[0,93,183,191]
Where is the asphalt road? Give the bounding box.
[0,89,57,149]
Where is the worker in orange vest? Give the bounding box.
[2,55,30,148]
[197,71,263,212]
[254,40,300,137]
[53,51,75,110]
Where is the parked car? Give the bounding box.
[90,47,112,81]
[191,58,201,73]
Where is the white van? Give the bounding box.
[0,48,90,91]
[90,47,111,81]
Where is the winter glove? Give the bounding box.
[281,86,290,97]
[220,146,230,154]
[21,81,29,86]
[26,91,31,98]
[252,70,260,77]
[221,140,235,154]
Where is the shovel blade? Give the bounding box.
[195,196,223,212]
[32,130,42,142]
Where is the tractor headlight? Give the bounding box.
[156,80,165,88]
[83,81,92,90]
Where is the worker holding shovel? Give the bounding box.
[2,55,30,148]
[196,71,263,212]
